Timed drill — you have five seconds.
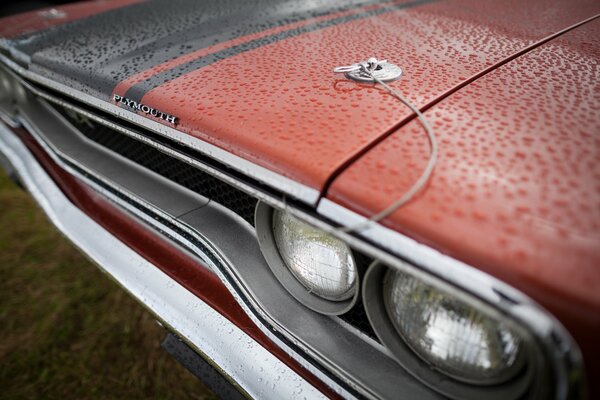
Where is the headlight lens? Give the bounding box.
[272,210,357,301]
[383,269,523,384]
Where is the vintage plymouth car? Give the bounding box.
[0,0,598,398]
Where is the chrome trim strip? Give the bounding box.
[0,122,327,400]
[0,53,320,205]
[0,110,20,128]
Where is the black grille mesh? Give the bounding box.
[339,300,378,340]
[58,106,378,340]
[60,108,257,225]
[341,248,378,340]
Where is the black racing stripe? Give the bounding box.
[12,0,391,102]
[102,0,395,87]
[124,0,437,102]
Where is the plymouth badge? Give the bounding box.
[113,94,178,125]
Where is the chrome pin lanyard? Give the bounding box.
[332,58,438,233]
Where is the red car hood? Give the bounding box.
[2,0,597,190]
[119,0,600,190]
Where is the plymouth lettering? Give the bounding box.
[113,94,178,125]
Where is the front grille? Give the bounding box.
[58,107,257,225]
[56,104,378,341]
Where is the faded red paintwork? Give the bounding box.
[12,127,341,400]
[328,18,600,390]
[139,0,599,190]
[0,0,141,39]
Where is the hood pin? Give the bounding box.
[333,57,403,83]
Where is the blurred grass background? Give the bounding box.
[0,169,216,399]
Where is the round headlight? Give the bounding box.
[255,203,359,315]
[383,269,523,384]
[273,210,356,301]
[363,262,534,400]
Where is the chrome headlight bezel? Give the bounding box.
[255,202,360,315]
[363,261,544,400]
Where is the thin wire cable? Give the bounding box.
[338,66,438,233]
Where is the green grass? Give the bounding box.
[0,169,216,400]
